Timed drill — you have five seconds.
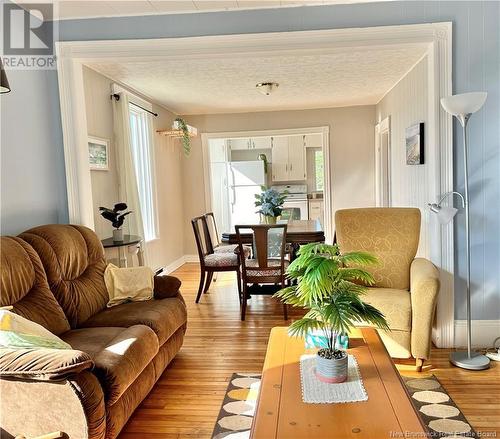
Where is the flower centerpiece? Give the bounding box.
[254,186,287,224]
[99,203,132,242]
[274,243,389,383]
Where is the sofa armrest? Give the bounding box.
[0,347,94,381]
[1,370,106,439]
[410,258,440,360]
[153,275,182,299]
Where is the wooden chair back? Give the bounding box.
[191,215,214,263]
[204,212,222,249]
[235,224,287,283]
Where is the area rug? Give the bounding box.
[212,373,476,439]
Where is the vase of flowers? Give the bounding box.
[254,187,287,224]
[99,203,132,243]
[274,243,389,383]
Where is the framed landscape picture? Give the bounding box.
[88,137,109,170]
[405,123,424,165]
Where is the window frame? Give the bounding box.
[128,96,160,242]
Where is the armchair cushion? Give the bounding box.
[335,208,421,290]
[153,275,181,299]
[363,288,411,332]
[0,347,93,381]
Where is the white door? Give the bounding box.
[375,117,391,207]
[251,136,272,149]
[271,137,289,182]
[288,135,306,181]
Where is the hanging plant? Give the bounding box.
[174,117,191,156]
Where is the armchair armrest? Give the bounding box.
[410,258,440,360]
[0,347,93,381]
[154,274,182,299]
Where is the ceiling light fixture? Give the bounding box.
[256,82,279,96]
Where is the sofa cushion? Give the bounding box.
[61,325,159,405]
[80,296,187,346]
[362,287,411,332]
[0,236,70,335]
[20,225,109,328]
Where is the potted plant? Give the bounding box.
[254,187,287,224]
[174,117,191,156]
[274,243,389,383]
[99,203,132,242]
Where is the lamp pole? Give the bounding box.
[441,92,490,370]
[459,114,472,359]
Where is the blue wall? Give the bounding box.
[1,1,498,319]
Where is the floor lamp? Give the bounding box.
[429,92,490,370]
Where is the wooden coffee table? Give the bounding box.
[251,327,426,438]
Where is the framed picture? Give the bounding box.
[88,136,109,170]
[405,123,424,165]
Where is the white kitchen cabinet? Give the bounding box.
[271,135,306,182]
[229,137,272,150]
[228,138,251,150]
[304,133,323,149]
[271,137,289,182]
[288,135,306,180]
[251,137,272,149]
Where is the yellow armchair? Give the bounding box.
[335,208,440,370]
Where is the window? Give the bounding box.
[129,104,158,241]
[314,149,324,191]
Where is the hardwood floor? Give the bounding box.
[119,263,500,438]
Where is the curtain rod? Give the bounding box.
[110,93,158,117]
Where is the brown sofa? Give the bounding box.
[0,225,187,439]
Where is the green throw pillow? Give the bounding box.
[0,310,71,350]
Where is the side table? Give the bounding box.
[101,234,144,268]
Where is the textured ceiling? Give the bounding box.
[17,0,387,20]
[87,46,427,115]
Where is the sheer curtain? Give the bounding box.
[112,91,150,266]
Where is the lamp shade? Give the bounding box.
[0,58,11,94]
[429,204,458,225]
[441,92,487,116]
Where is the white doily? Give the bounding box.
[299,354,368,404]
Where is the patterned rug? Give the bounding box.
[212,373,476,439]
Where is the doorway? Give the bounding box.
[375,117,391,207]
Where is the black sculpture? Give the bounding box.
[99,203,132,229]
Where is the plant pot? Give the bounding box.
[113,228,124,242]
[315,350,348,383]
[263,215,277,225]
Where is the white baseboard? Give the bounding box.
[454,320,500,348]
[163,254,199,274]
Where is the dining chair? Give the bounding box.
[192,215,243,304]
[235,224,289,321]
[205,212,242,254]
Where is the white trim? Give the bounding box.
[374,116,391,207]
[162,254,200,274]
[454,320,500,349]
[56,22,454,345]
[201,126,333,242]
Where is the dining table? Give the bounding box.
[221,219,325,257]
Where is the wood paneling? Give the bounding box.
[118,264,500,439]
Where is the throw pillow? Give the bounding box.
[0,310,71,350]
[104,263,154,307]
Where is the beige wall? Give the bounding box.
[376,55,429,257]
[82,66,185,269]
[182,105,376,254]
